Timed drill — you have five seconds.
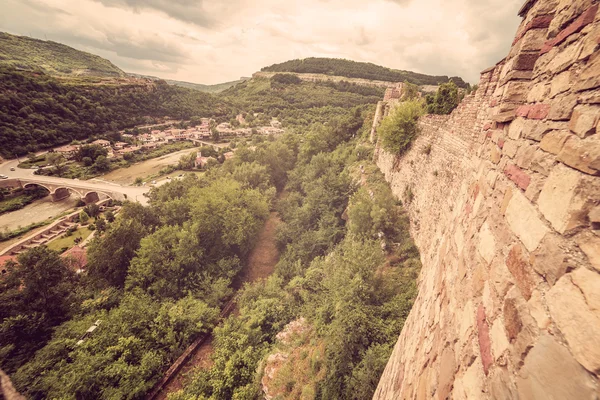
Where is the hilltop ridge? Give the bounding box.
[0,32,125,78]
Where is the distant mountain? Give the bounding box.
[262,57,469,88]
[127,73,250,93]
[0,32,125,77]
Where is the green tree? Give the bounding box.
[46,153,67,177]
[425,81,459,115]
[378,100,424,155]
[79,210,90,225]
[92,155,110,172]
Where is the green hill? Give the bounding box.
[262,57,469,88]
[0,32,125,77]
[127,73,250,93]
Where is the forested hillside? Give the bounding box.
[221,75,385,128]
[0,66,229,157]
[262,57,469,88]
[0,32,124,77]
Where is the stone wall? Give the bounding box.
[372,0,600,398]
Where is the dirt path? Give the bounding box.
[152,211,281,400]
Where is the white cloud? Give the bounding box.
[0,0,522,84]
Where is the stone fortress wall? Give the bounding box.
[372,0,600,398]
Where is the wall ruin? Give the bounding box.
[373,0,600,398]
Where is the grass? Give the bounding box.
[46,226,92,253]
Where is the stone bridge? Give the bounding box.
[0,178,147,204]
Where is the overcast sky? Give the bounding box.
[1,0,523,85]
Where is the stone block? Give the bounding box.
[503,297,522,343]
[493,111,516,123]
[547,268,600,373]
[532,234,570,285]
[521,28,549,52]
[506,245,535,300]
[575,50,600,91]
[503,81,530,103]
[455,358,485,400]
[527,104,551,120]
[490,145,502,164]
[507,117,527,139]
[539,129,573,154]
[538,163,590,233]
[476,305,493,375]
[515,143,536,169]
[549,71,571,97]
[526,82,549,103]
[503,140,519,158]
[505,190,549,252]
[517,334,596,400]
[589,206,600,223]
[437,347,455,400]
[524,174,545,202]
[491,258,514,299]
[514,52,540,71]
[489,367,518,400]
[577,233,600,272]
[569,105,600,138]
[530,150,556,176]
[557,134,600,175]
[545,40,583,74]
[549,0,597,38]
[548,94,578,120]
[527,290,551,330]
[490,318,510,361]
[478,222,496,265]
[504,164,531,190]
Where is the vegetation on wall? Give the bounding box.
[425,81,460,115]
[262,57,469,88]
[378,100,425,155]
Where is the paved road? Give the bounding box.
[0,158,151,204]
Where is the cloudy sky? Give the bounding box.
[1,0,523,85]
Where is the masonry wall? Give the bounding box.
[372,0,600,398]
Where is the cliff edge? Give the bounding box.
[372,0,600,398]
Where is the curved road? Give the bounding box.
[0,158,151,205]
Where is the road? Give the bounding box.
[0,158,151,204]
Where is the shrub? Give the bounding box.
[79,210,90,225]
[425,81,459,115]
[378,100,425,155]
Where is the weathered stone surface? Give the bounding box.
[517,334,596,400]
[437,347,455,400]
[503,81,530,103]
[530,149,556,176]
[503,297,522,342]
[515,143,536,168]
[490,318,510,360]
[588,206,600,223]
[514,52,540,71]
[550,70,571,97]
[548,94,578,120]
[477,222,496,265]
[539,129,572,154]
[575,50,600,92]
[489,368,517,400]
[542,4,599,53]
[538,163,588,233]
[504,164,531,190]
[527,290,551,330]
[526,82,549,103]
[506,245,535,300]
[557,134,600,175]
[503,139,519,158]
[476,305,493,375]
[569,105,600,138]
[547,269,600,373]
[545,40,583,74]
[505,190,549,252]
[578,233,600,272]
[527,104,551,120]
[532,234,570,285]
[490,145,501,164]
[507,117,527,139]
[454,358,485,400]
[524,174,545,201]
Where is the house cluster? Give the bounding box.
[194,150,235,169]
[215,119,284,137]
[54,139,143,160]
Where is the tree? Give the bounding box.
[79,210,90,225]
[178,151,196,170]
[95,217,107,233]
[83,203,100,218]
[378,100,424,155]
[92,155,110,172]
[86,218,148,288]
[46,153,67,177]
[105,210,115,223]
[75,144,108,163]
[426,81,459,115]
[82,156,93,167]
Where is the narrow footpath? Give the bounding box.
[151,211,281,400]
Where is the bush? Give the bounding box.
[378,100,425,155]
[425,81,459,115]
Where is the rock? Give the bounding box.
[548,94,578,120]
[569,105,600,138]
[490,145,501,164]
[531,234,570,285]
[490,318,510,361]
[503,297,522,342]
[489,367,518,400]
[538,163,589,233]
[514,143,536,169]
[526,82,549,103]
[514,52,540,71]
[504,164,531,190]
[503,140,519,158]
[507,117,527,139]
[491,258,514,299]
[517,334,596,400]
[539,129,573,154]
[527,290,551,330]
[547,269,600,373]
[542,4,599,53]
[437,347,455,400]
[506,245,535,300]
[530,150,556,176]
[476,305,493,375]
[550,71,571,97]
[524,174,545,202]
[527,104,551,120]
[557,134,600,175]
[545,40,583,75]
[478,222,496,265]
[575,51,600,92]
[577,233,600,272]
[505,190,549,252]
[589,206,600,223]
[455,358,486,400]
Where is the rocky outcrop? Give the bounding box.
[372,0,600,398]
